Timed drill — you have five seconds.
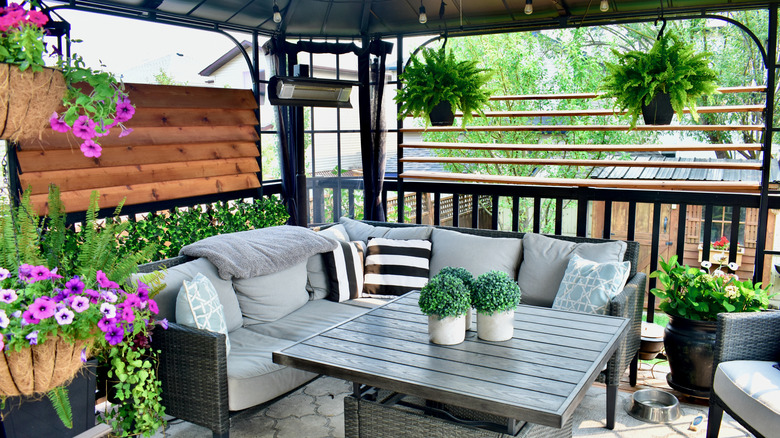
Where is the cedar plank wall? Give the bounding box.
[14,84,261,214]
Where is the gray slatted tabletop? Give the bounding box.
[273,291,629,430]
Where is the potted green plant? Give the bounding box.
[650,255,773,396]
[601,31,718,128]
[436,266,475,330]
[395,46,492,126]
[471,270,521,342]
[418,273,471,345]
[0,2,134,157]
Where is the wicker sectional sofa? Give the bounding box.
[142,218,646,438]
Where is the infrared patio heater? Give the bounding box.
[268,71,359,108]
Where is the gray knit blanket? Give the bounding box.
[179,225,337,280]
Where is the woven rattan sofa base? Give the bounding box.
[344,395,573,438]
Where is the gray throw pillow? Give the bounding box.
[552,255,631,315]
[517,233,627,307]
[176,273,231,355]
[429,228,523,279]
[135,257,243,332]
[338,217,432,242]
[306,223,351,300]
[234,261,309,324]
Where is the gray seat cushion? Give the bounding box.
[714,360,780,436]
[245,299,369,341]
[226,328,316,411]
[428,228,523,279]
[517,233,627,307]
[234,261,310,324]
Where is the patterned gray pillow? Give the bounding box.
[176,273,231,355]
[552,255,631,315]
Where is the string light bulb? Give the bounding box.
[524,0,533,15]
[600,0,609,12]
[272,1,281,23]
[419,2,427,24]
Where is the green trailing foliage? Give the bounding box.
[471,270,521,314]
[601,31,718,129]
[418,273,472,319]
[47,386,73,429]
[395,46,492,126]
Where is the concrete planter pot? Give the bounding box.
[476,309,515,341]
[428,314,466,345]
[465,308,474,331]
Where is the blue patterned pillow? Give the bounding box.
[552,255,630,315]
[177,273,231,355]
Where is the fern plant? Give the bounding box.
[395,47,492,126]
[601,32,718,128]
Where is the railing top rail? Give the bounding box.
[400,142,763,152]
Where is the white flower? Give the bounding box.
[0,310,9,329]
[701,261,712,270]
[728,262,739,272]
[725,285,739,299]
[100,303,116,319]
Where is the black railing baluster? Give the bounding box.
[472,194,479,228]
[434,192,441,225]
[729,206,741,264]
[577,198,588,237]
[512,196,520,232]
[533,197,541,233]
[555,198,563,235]
[648,202,662,323]
[676,203,688,260]
[348,189,355,219]
[492,196,499,230]
[453,194,460,227]
[627,202,637,241]
[603,200,612,239]
[702,205,714,262]
[416,192,423,225]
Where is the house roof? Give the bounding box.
[55,1,779,39]
[592,156,780,183]
[199,40,253,77]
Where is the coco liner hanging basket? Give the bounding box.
[0,63,66,142]
[0,338,90,397]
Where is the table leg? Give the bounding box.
[507,418,523,435]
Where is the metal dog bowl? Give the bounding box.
[625,389,681,423]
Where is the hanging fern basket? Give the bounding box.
[0,63,66,142]
[641,92,675,125]
[429,101,455,126]
[0,338,90,397]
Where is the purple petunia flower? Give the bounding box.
[53,289,69,303]
[114,99,135,123]
[55,308,74,325]
[0,289,17,303]
[70,296,90,313]
[29,298,56,320]
[0,310,9,329]
[96,271,119,289]
[104,325,124,346]
[72,116,97,140]
[47,267,63,280]
[18,264,33,282]
[85,289,101,304]
[49,112,70,133]
[98,317,115,333]
[123,293,141,309]
[0,267,10,280]
[137,287,149,302]
[64,276,84,294]
[80,348,87,363]
[120,305,135,324]
[118,127,133,138]
[80,139,102,158]
[159,318,168,330]
[147,299,159,315]
[26,331,38,346]
[100,303,116,319]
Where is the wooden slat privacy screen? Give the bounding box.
[15,84,261,214]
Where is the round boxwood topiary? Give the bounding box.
[418,274,471,319]
[471,270,521,315]
[436,267,475,293]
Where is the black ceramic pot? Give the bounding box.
[641,92,675,125]
[429,101,455,126]
[664,315,717,398]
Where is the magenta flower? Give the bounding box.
[114,100,135,123]
[70,296,90,313]
[0,289,17,303]
[123,293,141,309]
[147,299,159,315]
[22,308,40,324]
[100,303,116,319]
[26,9,48,27]
[98,317,115,333]
[72,116,97,140]
[96,271,119,289]
[137,287,149,302]
[104,325,124,346]
[49,113,70,133]
[80,139,102,158]
[159,318,168,330]
[65,277,84,294]
[0,310,9,329]
[118,127,133,138]
[85,289,100,304]
[25,331,38,346]
[120,305,135,324]
[29,265,51,282]
[29,298,56,320]
[0,267,10,280]
[55,308,74,325]
[48,267,63,280]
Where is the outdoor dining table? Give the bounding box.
[273,291,629,436]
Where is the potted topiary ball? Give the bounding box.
[436,267,475,330]
[472,270,521,341]
[418,274,471,345]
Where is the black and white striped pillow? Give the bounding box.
[322,240,366,302]
[363,238,432,297]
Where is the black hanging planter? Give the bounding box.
[663,315,716,398]
[0,359,97,438]
[429,101,455,126]
[641,92,675,125]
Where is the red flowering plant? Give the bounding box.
[0,1,134,158]
[711,236,735,251]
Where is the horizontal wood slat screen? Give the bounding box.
[400,124,764,133]
[401,142,763,152]
[15,83,261,213]
[400,157,762,170]
[489,86,767,101]
[457,105,764,118]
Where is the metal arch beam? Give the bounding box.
[698,14,769,68]
[360,0,374,35]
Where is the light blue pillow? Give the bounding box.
[177,273,231,355]
[552,255,630,315]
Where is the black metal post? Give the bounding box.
[396,36,405,223]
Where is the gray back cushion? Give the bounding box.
[137,257,243,332]
[307,223,350,300]
[517,233,627,307]
[339,217,432,242]
[234,261,310,325]
[429,228,523,279]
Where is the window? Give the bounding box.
[700,206,745,246]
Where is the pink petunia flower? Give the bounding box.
[29,265,51,282]
[0,290,16,303]
[22,310,39,325]
[123,293,141,309]
[147,299,159,315]
[70,296,90,313]
[118,127,133,138]
[80,139,102,158]
[25,9,48,27]
[96,270,119,289]
[114,99,135,123]
[49,112,70,133]
[29,298,56,320]
[72,116,97,140]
